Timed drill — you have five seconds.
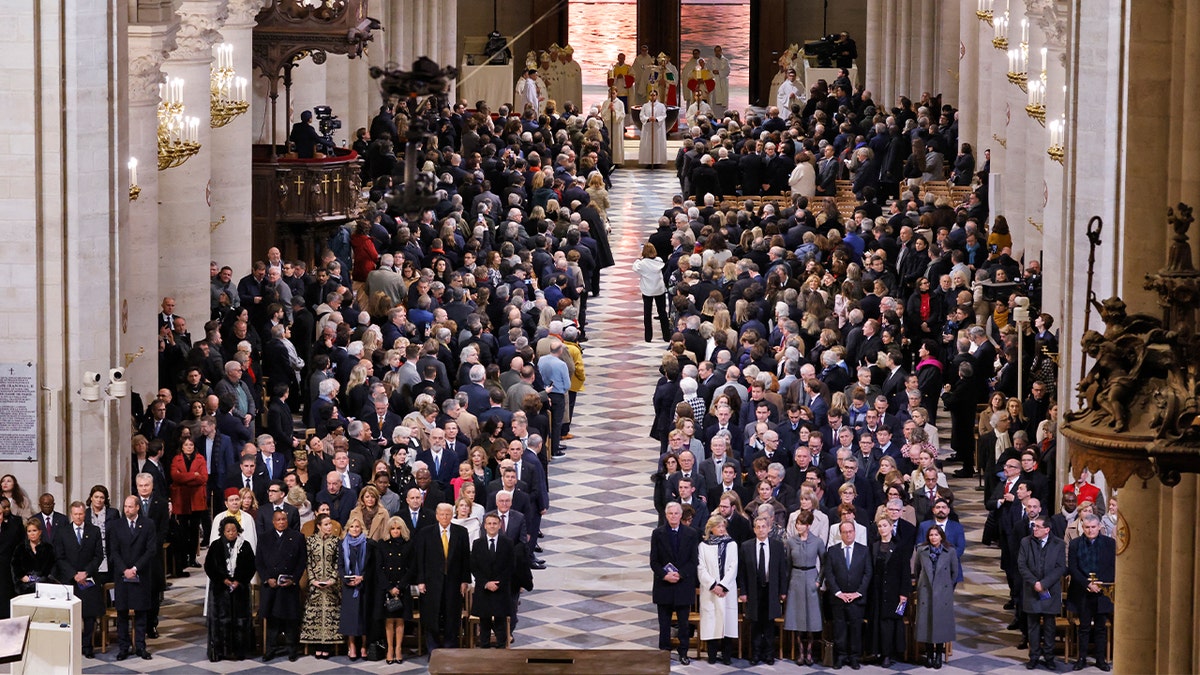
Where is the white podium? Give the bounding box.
[10,587,81,675]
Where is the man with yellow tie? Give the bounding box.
[415,503,471,651]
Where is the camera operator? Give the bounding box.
[289,110,323,159]
[835,32,858,68]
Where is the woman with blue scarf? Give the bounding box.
[697,515,738,665]
[339,517,376,660]
[914,524,960,669]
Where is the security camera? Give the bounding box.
[108,368,128,398]
[81,371,102,402]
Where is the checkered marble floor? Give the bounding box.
[79,168,1044,673]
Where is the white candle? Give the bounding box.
[1021,18,1028,44]
[1040,47,1047,74]
[128,157,137,185]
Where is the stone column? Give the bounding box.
[1,1,126,498]
[159,0,228,330]
[1112,476,1160,672]
[389,0,458,72]
[209,0,263,274]
[933,0,960,100]
[864,0,885,98]
[956,0,978,147]
[880,0,896,106]
[126,21,178,413]
[1164,477,1197,673]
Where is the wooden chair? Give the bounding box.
[99,583,118,653]
[465,584,511,649]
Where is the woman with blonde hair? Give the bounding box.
[585,172,610,222]
[348,485,389,540]
[697,515,738,665]
[377,515,413,664]
[339,516,374,660]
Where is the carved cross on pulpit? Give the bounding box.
[293,174,305,192]
[333,173,342,194]
[320,173,331,194]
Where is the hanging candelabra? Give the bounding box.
[1025,47,1046,125]
[128,157,140,201]
[992,11,1008,49]
[210,44,249,128]
[976,0,994,25]
[1047,115,1065,164]
[157,77,201,170]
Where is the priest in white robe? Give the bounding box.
[516,70,540,115]
[639,89,667,167]
[558,45,583,108]
[710,46,731,116]
[599,86,626,166]
[776,69,802,119]
[631,45,655,106]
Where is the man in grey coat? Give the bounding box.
[1017,517,1066,671]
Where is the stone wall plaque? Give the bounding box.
[0,363,37,461]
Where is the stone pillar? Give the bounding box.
[1164,476,1197,673]
[1112,476,1160,672]
[159,0,228,331]
[935,0,961,99]
[955,2,976,147]
[864,0,885,99]
[389,0,458,72]
[126,21,178,415]
[880,0,896,106]
[0,2,126,498]
[208,0,262,276]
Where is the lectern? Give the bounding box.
[10,585,81,675]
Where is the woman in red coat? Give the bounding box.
[350,219,379,283]
[170,436,209,571]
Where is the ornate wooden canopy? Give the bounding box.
[252,0,377,154]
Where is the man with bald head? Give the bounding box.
[315,470,354,525]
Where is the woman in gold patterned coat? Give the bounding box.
[300,513,342,658]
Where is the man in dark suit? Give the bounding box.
[55,501,104,658]
[471,512,515,648]
[110,494,157,661]
[826,519,872,669]
[255,435,289,485]
[224,453,270,506]
[737,514,788,665]
[266,386,301,453]
[403,487,436,534]
[364,396,402,447]
[650,502,700,665]
[417,431,460,492]
[315,471,355,525]
[133,473,169,637]
[1067,514,1115,672]
[415,503,472,650]
[198,417,235,530]
[256,510,307,662]
[255,480,301,534]
[33,493,69,543]
[493,491,527,547]
[879,350,908,414]
[1018,517,1067,671]
[138,400,178,451]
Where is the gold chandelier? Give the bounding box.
[211,44,249,128]
[158,78,201,171]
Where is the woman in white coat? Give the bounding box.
[788,150,817,199]
[697,515,738,665]
[633,243,669,342]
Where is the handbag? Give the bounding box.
[384,593,404,613]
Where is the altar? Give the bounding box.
[459,64,513,110]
